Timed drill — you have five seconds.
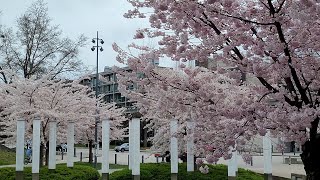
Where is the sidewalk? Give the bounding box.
[216,153,305,179]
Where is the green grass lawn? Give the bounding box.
[58,162,128,170]
[0,149,16,165]
[110,163,264,180]
[0,163,100,180]
[0,147,130,168]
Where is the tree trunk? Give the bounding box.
[40,143,44,167]
[45,141,49,166]
[88,140,93,163]
[143,121,148,147]
[300,118,320,180]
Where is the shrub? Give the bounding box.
[110,163,264,180]
[0,164,100,180]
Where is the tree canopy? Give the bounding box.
[114,1,320,178]
[0,0,87,83]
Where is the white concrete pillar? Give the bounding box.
[170,119,178,180]
[16,118,25,179]
[263,130,272,180]
[187,120,194,172]
[102,118,110,180]
[32,117,41,180]
[129,120,132,170]
[228,148,236,180]
[235,149,238,175]
[67,121,74,168]
[48,120,57,170]
[132,118,140,179]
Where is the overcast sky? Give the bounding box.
[0,0,173,73]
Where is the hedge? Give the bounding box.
[0,164,100,180]
[110,163,264,180]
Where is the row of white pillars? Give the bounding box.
[16,117,272,180]
[128,118,194,180]
[227,131,272,180]
[15,117,75,180]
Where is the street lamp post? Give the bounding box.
[91,31,104,168]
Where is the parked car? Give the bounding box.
[114,143,129,152]
[56,143,67,152]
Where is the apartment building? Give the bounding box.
[80,66,154,146]
[80,66,135,110]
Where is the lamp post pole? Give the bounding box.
[91,31,104,168]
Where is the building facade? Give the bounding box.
[80,66,135,110]
[80,66,153,146]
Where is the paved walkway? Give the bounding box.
[216,153,305,178]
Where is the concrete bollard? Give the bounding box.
[80,152,83,162]
[289,156,291,165]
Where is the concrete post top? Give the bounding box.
[34,116,41,121]
[17,118,25,121]
[130,112,142,118]
[102,118,109,122]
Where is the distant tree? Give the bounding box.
[0,0,87,83]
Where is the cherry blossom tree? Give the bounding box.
[114,0,320,178]
[76,100,128,163]
[116,65,257,160]
[0,75,127,165]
